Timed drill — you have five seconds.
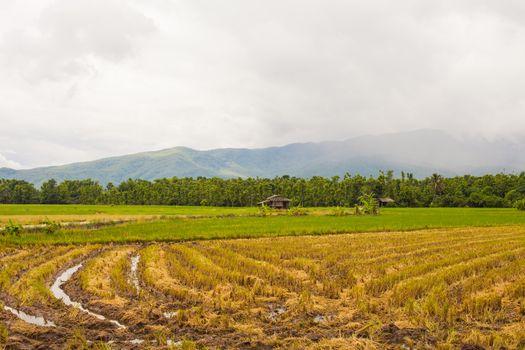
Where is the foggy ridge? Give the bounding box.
[1,129,524,185]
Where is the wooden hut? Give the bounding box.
[378,197,395,207]
[258,195,291,209]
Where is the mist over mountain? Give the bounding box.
[1,130,524,186]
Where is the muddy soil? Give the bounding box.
[1,238,502,349]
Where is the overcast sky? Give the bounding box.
[1,1,525,169]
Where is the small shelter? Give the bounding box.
[378,197,395,207]
[258,195,291,209]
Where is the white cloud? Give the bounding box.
[1,0,155,82]
[1,0,525,168]
[0,153,22,169]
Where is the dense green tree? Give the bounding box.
[40,179,61,204]
[2,172,525,207]
[0,179,39,204]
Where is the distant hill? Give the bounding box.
[2,129,525,185]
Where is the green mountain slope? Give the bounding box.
[1,130,524,185]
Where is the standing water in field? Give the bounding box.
[129,255,140,294]
[268,304,286,321]
[3,305,56,327]
[50,263,126,329]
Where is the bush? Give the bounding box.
[288,207,308,216]
[505,189,523,203]
[3,220,22,236]
[468,192,507,208]
[330,206,348,216]
[40,219,61,234]
[515,199,525,211]
[258,204,272,217]
[358,193,379,215]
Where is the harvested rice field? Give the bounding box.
[2,226,525,349]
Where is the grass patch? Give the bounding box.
[1,208,525,245]
[0,204,258,218]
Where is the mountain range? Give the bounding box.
[2,129,525,185]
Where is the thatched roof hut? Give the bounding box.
[258,195,291,209]
[378,197,395,207]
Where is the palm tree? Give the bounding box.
[430,173,444,196]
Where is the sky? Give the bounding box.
[1,1,525,169]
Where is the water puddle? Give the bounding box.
[111,339,173,346]
[268,304,286,321]
[167,339,182,347]
[3,305,56,327]
[313,314,334,323]
[106,338,181,346]
[50,263,126,329]
[163,310,179,319]
[129,255,140,294]
[313,315,325,323]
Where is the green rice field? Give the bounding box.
[2,206,525,245]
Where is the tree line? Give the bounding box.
[1,171,525,207]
